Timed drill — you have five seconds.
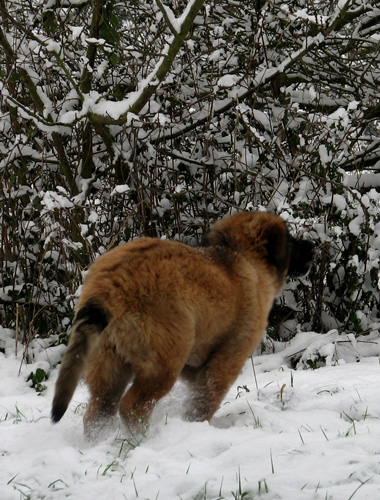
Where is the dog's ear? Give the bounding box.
[288,238,315,277]
[264,223,290,275]
[202,229,232,248]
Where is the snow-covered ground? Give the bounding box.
[2,330,380,500]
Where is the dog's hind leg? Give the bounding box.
[117,316,196,432]
[84,343,132,440]
[118,368,179,433]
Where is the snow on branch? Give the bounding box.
[155,0,178,36]
[77,0,205,126]
[43,0,89,8]
[153,0,357,144]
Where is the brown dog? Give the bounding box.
[51,211,314,437]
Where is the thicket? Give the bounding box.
[1,0,380,350]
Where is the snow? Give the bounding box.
[319,144,332,166]
[45,41,62,54]
[2,330,380,499]
[344,172,380,190]
[348,214,363,237]
[156,1,180,34]
[327,107,349,129]
[332,194,347,212]
[68,25,84,41]
[338,0,350,10]
[217,75,239,88]
[41,190,74,210]
[175,0,202,33]
[59,0,202,124]
[293,9,329,26]
[111,184,130,196]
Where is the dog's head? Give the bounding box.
[204,211,315,281]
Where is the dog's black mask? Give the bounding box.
[287,237,315,278]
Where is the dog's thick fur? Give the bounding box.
[51,211,314,437]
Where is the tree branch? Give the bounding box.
[151,0,359,144]
[80,0,104,94]
[87,0,205,125]
[155,0,178,36]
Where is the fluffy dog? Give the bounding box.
[51,211,314,437]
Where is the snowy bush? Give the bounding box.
[1,0,380,346]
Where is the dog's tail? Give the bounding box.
[51,300,110,423]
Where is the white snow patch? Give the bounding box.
[293,9,328,25]
[348,214,363,236]
[2,329,380,499]
[45,40,62,54]
[327,107,349,128]
[68,25,84,40]
[41,190,74,210]
[217,74,239,88]
[111,184,130,196]
[319,144,332,165]
[332,193,347,211]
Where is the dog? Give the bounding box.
[51,211,314,437]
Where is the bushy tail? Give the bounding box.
[51,301,110,423]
